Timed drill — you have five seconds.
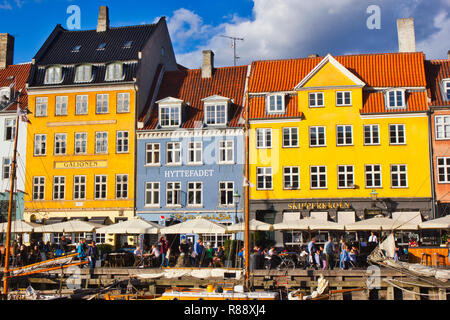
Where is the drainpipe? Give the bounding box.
[427,109,437,219]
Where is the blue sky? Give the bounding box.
[1,0,449,68]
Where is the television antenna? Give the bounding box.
[220,35,244,66]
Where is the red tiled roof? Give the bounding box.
[0,63,31,112]
[142,65,248,130]
[361,91,428,114]
[425,59,450,107]
[247,94,302,120]
[248,52,427,93]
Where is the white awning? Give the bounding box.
[0,220,41,233]
[337,211,356,225]
[226,219,273,233]
[419,215,450,230]
[310,211,328,221]
[33,220,104,233]
[95,217,161,234]
[160,217,227,234]
[283,212,300,221]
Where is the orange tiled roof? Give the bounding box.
[142,65,248,130]
[0,63,31,112]
[248,52,427,93]
[247,94,302,120]
[361,91,428,114]
[425,59,450,107]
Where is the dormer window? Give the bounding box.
[97,43,106,50]
[44,66,62,84]
[267,94,285,113]
[72,45,81,52]
[205,104,226,125]
[105,62,123,81]
[160,106,180,127]
[123,41,133,49]
[0,87,11,107]
[443,80,450,101]
[386,89,406,109]
[75,65,92,83]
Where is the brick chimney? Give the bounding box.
[397,18,416,52]
[97,6,110,32]
[0,33,14,69]
[202,50,214,78]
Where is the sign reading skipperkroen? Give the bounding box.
[54,160,108,169]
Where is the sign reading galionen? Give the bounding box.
[54,160,108,169]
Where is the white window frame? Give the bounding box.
[437,157,450,184]
[116,131,129,153]
[94,175,107,200]
[266,94,285,113]
[166,142,181,165]
[256,128,272,149]
[145,182,160,207]
[187,141,202,165]
[309,92,324,108]
[256,167,273,190]
[32,176,45,200]
[336,125,353,146]
[444,80,450,101]
[187,182,203,207]
[96,94,109,114]
[74,64,92,83]
[53,176,65,200]
[35,97,48,117]
[391,164,408,188]
[219,181,234,207]
[283,166,300,190]
[115,174,128,199]
[44,66,62,84]
[218,140,234,164]
[435,115,450,140]
[282,127,299,148]
[336,91,352,106]
[365,164,382,188]
[145,143,160,166]
[54,133,67,155]
[73,175,86,200]
[33,134,47,156]
[337,165,354,189]
[166,181,181,207]
[4,118,16,141]
[117,92,130,113]
[159,105,181,127]
[75,95,88,115]
[205,104,227,125]
[105,62,123,81]
[95,132,108,154]
[74,132,87,154]
[310,165,327,189]
[55,96,68,116]
[364,124,380,145]
[386,90,406,109]
[309,126,326,147]
[2,157,11,180]
[389,124,406,145]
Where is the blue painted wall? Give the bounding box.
[136,130,245,226]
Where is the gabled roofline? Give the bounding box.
[293,53,366,90]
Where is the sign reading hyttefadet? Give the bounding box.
[164,169,215,178]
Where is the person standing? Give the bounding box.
[340,244,350,270]
[193,238,204,267]
[368,232,378,244]
[87,240,98,271]
[76,238,87,267]
[179,239,190,266]
[307,237,317,270]
[324,238,335,270]
[159,236,169,267]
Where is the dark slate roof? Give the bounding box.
[28,18,164,87]
[34,23,158,65]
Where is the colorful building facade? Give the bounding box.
[247,53,433,245]
[23,7,178,245]
[136,51,247,246]
[425,58,450,217]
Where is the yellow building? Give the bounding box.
[23,7,178,246]
[247,53,432,244]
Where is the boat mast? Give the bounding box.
[244,71,250,286]
[2,105,20,299]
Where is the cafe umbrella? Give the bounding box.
[95,217,161,234]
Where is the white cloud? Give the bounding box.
[169,0,450,69]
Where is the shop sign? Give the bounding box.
[287,201,351,210]
[54,160,107,169]
[164,169,215,178]
[172,212,231,222]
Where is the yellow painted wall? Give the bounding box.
[24,89,136,216]
[250,61,431,201]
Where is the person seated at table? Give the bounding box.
[133,246,144,267]
[134,246,143,256]
[148,244,161,267]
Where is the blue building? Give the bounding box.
[136,51,248,246]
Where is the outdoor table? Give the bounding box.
[408,247,449,267]
[108,253,126,267]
